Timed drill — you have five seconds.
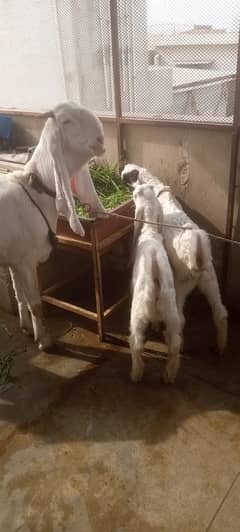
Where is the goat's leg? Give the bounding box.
[129,321,145,382]
[15,266,52,350]
[175,279,195,351]
[164,315,181,384]
[129,333,145,382]
[175,279,195,330]
[9,267,33,336]
[198,266,228,353]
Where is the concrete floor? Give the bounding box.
[0,299,240,532]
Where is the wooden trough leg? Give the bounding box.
[91,226,105,342]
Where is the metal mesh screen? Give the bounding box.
[0,0,239,122]
[117,0,240,121]
[56,0,114,115]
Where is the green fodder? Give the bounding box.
[75,161,131,217]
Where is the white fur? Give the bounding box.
[0,101,106,349]
[122,164,228,353]
[129,184,182,383]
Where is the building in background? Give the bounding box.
[148,25,238,118]
[0,1,238,120]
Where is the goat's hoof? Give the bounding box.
[38,334,53,351]
[217,318,228,354]
[163,364,178,384]
[131,363,144,383]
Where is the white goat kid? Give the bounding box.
[130,184,182,383]
[122,164,228,353]
[0,102,106,350]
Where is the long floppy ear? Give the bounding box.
[49,118,85,236]
[72,164,106,217]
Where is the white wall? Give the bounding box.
[0,0,114,114]
[0,0,66,110]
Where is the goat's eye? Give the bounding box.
[63,119,72,126]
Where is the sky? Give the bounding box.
[147,0,240,30]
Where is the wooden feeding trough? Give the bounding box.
[41,199,134,341]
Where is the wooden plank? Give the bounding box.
[103,294,129,318]
[57,235,92,250]
[42,294,98,321]
[99,223,133,254]
[41,273,81,296]
[91,225,105,341]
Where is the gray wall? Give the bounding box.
[1,112,239,310]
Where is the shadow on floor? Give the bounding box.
[0,292,240,449]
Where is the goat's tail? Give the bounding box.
[187,228,211,273]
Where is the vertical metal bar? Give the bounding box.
[225,26,240,239]
[110,0,124,162]
[222,25,240,296]
[91,225,105,341]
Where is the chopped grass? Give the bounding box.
[75,160,131,217]
[0,351,16,391]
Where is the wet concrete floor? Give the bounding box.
[0,296,240,532]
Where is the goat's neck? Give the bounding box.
[21,140,58,231]
[141,212,159,236]
[141,222,159,237]
[25,140,56,195]
[140,169,160,187]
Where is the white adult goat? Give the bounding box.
[0,102,106,350]
[122,164,228,353]
[130,184,182,383]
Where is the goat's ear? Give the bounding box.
[72,164,106,217]
[49,119,85,236]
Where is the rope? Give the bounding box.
[83,204,240,248]
[19,183,57,247]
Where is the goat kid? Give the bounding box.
[130,184,182,383]
[122,164,228,353]
[0,102,106,350]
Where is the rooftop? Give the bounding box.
[148,29,238,49]
[149,65,236,89]
[172,67,235,89]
